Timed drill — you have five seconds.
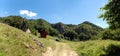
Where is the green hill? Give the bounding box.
[53,21,103,41]
[0,23,56,56]
[74,21,103,40]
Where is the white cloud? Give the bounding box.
[19,10,37,17]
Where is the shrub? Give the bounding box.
[101,44,120,56]
[101,29,120,40]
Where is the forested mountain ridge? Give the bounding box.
[52,21,103,41]
[0,16,103,41]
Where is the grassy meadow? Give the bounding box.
[0,23,56,56]
[67,40,120,56]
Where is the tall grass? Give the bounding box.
[67,40,120,56]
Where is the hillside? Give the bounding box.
[1,23,120,56]
[0,23,57,56]
[0,23,79,56]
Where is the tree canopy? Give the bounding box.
[99,0,120,29]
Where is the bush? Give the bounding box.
[101,44,120,56]
[63,30,78,41]
[101,29,114,40]
[101,29,120,40]
[79,33,89,41]
[49,28,59,36]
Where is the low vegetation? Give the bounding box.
[67,40,120,56]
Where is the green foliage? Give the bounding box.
[49,28,59,36]
[0,16,28,31]
[99,0,120,40]
[101,44,120,56]
[53,21,103,41]
[63,30,78,41]
[100,29,120,40]
[0,16,59,36]
[27,19,38,35]
[99,0,120,29]
[79,33,89,41]
[53,22,65,34]
[33,18,60,36]
[101,29,113,40]
[74,21,103,40]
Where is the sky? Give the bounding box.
[0,0,109,28]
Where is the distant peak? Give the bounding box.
[82,21,93,24]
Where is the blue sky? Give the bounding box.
[0,0,108,28]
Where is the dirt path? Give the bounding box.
[42,42,78,56]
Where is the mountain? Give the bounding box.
[52,21,103,41]
[0,16,103,41]
[74,21,103,40]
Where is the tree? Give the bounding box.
[53,22,65,34]
[1,16,29,31]
[99,0,120,29]
[63,30,78,41]
[79,33,89,41]
[101,29,114,40]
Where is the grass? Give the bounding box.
[0,23,56,56]
[67,40,120,56]
[37,36,57,50]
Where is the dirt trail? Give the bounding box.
[42,42,78,56]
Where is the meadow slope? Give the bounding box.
[0,23,56,56]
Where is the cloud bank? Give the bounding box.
[19,10,37,17]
